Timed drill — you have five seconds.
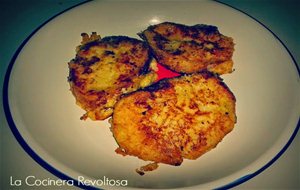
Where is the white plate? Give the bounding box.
[4,0,300,189]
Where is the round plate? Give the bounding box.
[3,1,300,189]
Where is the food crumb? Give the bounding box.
[115,148,127,156]
[80,113,88,120]
[136,162,159,176]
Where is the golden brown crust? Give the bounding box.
[139,22,235,74]
[112,72,236,166]
[68,33,157,120]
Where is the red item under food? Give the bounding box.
[156,63,180,81]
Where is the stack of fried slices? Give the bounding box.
[68,22,236,174]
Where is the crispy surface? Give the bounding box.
[112,72,236,166]
[68,33,157,120]
[139,22,235,74]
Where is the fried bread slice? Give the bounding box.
[112,72,236,167]
[139,22,235,74]
[68,33,157,120]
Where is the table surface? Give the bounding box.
[0,0,299,189]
